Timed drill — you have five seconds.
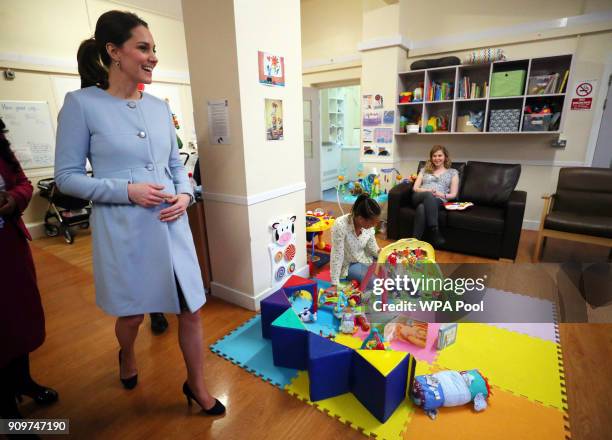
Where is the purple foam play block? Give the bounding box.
[271,325,308,370]
[350,351,410,423]
[260,288,291,339]
[308,333,352,401]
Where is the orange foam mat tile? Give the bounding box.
[403,385,569,440]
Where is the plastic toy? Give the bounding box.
[305,208,335,271]
[410,369,491,419]
[339,310,356,334]
[360,328,386,350]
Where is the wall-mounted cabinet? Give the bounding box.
[396,54,573,136]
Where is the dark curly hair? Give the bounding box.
[351,194,381,219]
[0,118,21,173]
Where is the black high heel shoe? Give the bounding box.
[15,383,58,406]
[118,350,138,390]
[182,381,225,415]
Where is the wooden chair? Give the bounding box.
[533,168,612,262]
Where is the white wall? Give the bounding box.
[0,0,194,234]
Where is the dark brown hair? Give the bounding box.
[424,144,452,173]
[0,118,21,173]
[351,194,381,220]
[77,10,148,89]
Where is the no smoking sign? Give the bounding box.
[571,79,597,111]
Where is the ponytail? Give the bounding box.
[76,11,148,90]
[352,194,381,220]
[77,38,108,89]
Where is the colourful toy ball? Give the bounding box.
[338,175,345,182]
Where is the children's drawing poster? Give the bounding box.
[363,111,382,126]
[362,94,373,110]
[265,99,283,140]
[362,127,373,142]
[383,110,395,124]
[374,127,393,143]
[258,51,285,87]
[373,94,384,109]
[363,145,375,155]
[378,146,390,156]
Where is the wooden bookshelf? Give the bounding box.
[396,54,573,135]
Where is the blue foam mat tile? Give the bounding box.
[210,315,298,388]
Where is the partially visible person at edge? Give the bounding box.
[0,117,59,420]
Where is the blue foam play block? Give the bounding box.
[307,333,352,401]
[260,288,291,339]
[271,323,308,370]
[350,352,410,423]
[209,316,298,388]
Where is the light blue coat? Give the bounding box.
[55,86,205,316]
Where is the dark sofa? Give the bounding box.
[387,161,526,260]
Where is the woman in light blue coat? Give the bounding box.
[55,10,224,415]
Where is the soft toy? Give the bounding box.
[410,369,491,419]
[297,307,317,323]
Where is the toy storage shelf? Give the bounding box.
[396,54,573,135]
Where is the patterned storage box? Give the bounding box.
[489,108,521,132]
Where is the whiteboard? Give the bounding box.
[0,101,55,170]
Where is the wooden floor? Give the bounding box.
[22,201,612,440]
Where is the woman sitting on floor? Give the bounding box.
[412,145,459,247]
[330,194,381,288]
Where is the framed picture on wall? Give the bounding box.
[259,51,285,87]
[265,99,283,140]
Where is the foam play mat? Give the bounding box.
[210,280,570,439]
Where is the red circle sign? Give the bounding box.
[576,82,592,97]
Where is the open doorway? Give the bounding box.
[319,85,361,202]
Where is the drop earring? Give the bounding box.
[115,60,121,69]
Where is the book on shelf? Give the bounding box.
[558,70,569,94]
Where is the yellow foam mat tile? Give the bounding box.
[434,324,564,410]
[403,385,568,440]
[286,371,414,440]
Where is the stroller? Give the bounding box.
[37,178,91,244]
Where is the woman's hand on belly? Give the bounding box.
[128,183,174,208]
[159,193,190,222]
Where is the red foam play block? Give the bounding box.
[283,275,317,289]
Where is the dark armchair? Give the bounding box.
[387,161,526,260]
[533,167,612,261]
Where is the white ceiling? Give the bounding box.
[107,0,183,21]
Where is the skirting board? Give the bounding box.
[210,264,310,311]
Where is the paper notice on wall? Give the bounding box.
[570,79,597,111]
[207,100,230,144]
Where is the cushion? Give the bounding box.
[446,205,505,234]
[554,167,612,217]
[544,212,612,238]
[460,161,521,207]
[410,56,461,70]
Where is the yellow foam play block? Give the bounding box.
[356,349,409,377]
[434,324,565,410]
[286,371,413,440]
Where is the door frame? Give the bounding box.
[584,51,612,166]
[313,79,361,200]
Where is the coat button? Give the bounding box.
[127,101,136,109]
[138,131,146,138]
[146,164,154,171]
